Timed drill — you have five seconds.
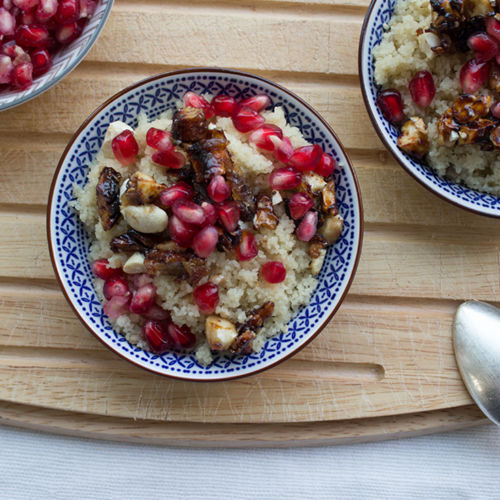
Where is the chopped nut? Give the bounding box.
[121,204,168,234]
[271,190,283,205]
[491,126,500,148]
[397,117,430,158]
[452,94,492,124]
[457,119,496,145]
[229,329,256,355]
[253,194,279,231]
[437,108,460,147]
[303,172,326,194]
[321,180,338,214]
[310,249,326,276]
[205,316,238,351]
[121,172,166,206]
[309,234,328,258]
[123,252,147,274]
[319,214,343,245]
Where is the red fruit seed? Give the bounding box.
[315,153,336,177]
[55,0,80,23]
[236,230,258,261]
[152,149,186,169]
[183,91,213,118]
[193,282,219,314]
[159,182,193,207]
[217,201,240,232]
[36,0,58,23]
[167,322,196,350]
[146,127,173,151]
[103,295,130,319]
[172,199,206,226]
[248,124,283,151]
[240,94,271,112]
[270,135,294,163]
[192,225,219,258]
[11,61,32,89]
[15,24,50,48]
[168,215,196,247]
[141,304,171,321]
[288,144,323,172]
[201,202,218,225]
[288,192,314,220]
[211,94,237,117]
[207,174,231,203]
[103,276,130,300]
[467,32,499,63]
[129,283,156,315]
[112,130,139,166]
[408,70,436,108]
[143,320,171,355]
[31,48,51,76]
[376,89,405,124]
[459,58,490,93]
[55,21,82,45]
[486,17,500,43]
[269,167,302,190]
[0,8,15,36]
[262,261,286,284]
[92,259,122,280]
[296,211,318,242]
[232,105,265,132]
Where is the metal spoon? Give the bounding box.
[454,301,500,425]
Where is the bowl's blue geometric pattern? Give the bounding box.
[49,70,363,380]
[360,0,500,217]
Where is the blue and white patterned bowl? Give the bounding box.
[47,68,364,381]
[359,0,500,217]
[0,0,113,112]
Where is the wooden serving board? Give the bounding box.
[0,0,494,445]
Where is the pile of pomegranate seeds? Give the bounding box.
[92,260,196,354]
[0,0,97,91]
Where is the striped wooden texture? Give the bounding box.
[0,0,493,443]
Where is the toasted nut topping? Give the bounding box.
[123,252,147,274]
[319,214,343,245]
[121,172,166,206]
[310,249,326,276]
[457,119,496,145]
[397,117,430,158]
[205,316,238,351]
[121,204,168,234]
[452,94,492,124]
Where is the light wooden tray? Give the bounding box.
[0,0,494,445]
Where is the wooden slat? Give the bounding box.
[0,286,472,423]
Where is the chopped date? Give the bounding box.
[96,167,122,231]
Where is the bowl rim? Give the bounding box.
[47,66,364,382]
[0,0,114,112]
[358,0,500,220]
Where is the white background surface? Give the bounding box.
[1,423,499,499]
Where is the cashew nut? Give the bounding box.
[121,204,168,234]
[205,316,238,351]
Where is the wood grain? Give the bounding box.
[0,0,490,442]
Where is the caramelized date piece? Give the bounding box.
[216,226,242,253]
[96,167,122,231]
[110,230,162,253]
[121,172,166,206]
[225,169,256,221]
[171,107,209,143]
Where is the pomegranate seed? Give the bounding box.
[152,149,186,169]
[141,304,171,321]
[0,54,13,84]
[0,8,15,36]
[193,282,219,314]
[192,225,218,258]
[240,94,271,112]
[166,322,196,350]
[459,58,490,93]
[211,94,237,117]
[248,124,283,151]
[183,91,214,118]
[111,130,139,166]
[92,259,122,280]
[232,105,265,132]
[133,273,154,289]
[15,24,50,48]
[201,202,218,225]
[269,167,302,190]
[288,192,314,220]
[207,174,231,203]
[143,320,171,355]
[146,127,173,151]
[236,230,258,261]
[261,261,286,284]
[172,199,206,226]
[288,144,323,172]
[129,283,156,315]
[11,61,32,89]
[168,215,196,247]
[158,181,193,207]
[11,46,30,66]
[103,295,130,319]
[12,0,38,9]
[217,201,240,232]
[486,17,500,43]
[296,211,318,242]
[55,0,80,23]
[467,32,499,63]
[270,135,294,163]
[492,101,500,119]
[79,0,97,18]
[36,0,58,22]
[496,53,500,66]
[408,70,436,108]
[315,153,336,177]
[31,47,51,76]
[1,41,22,59]
[103,276,130,300]
[55,21,82,45]
[376,89,405,124]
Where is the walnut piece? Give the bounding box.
[397,117,430,159]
